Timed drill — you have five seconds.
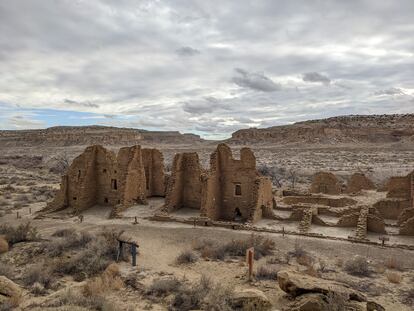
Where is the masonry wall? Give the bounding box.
[46,144,163,214]
[164,152,202,212]
[310,172,341,195]
[200,144,274,223]
[142,148,165,197]
[386,176,410,199]
[346,173,375,193]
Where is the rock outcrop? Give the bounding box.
[231,288,272,311]
[0,276,22,304]
[277,270,366,302]
[229,114,414,145]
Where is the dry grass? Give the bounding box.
[147,277,182,297]
[176,250,198,264]
[256,264,279,280]
[0,222,39,246]
[193,234,275,261]
[386,271,402,284]
[83,263,123,297]
[344,256,370,277]
[0,263,14,279]
[24,263,56,289]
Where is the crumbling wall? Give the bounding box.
[283,196,356,207]
[367,214,386,234]
[386,173,412,199]
[346,173,375,193]
[397,208,414,226]
[142,148,165,197]
[117,146,147,207]
[46,144,162,214]
[373,199,409,220]
[310,172,341,195]
[400,217,414,235]
[164,153,202,212]
[200,144,273,223]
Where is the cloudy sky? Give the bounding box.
[0,0,413,139]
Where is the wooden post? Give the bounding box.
[131,244,137,266]
[79,215,83,223]
[379,236,389,247]
[282,226,285,237]
[117,241,123,262]
[193,219,196,228]
[29,208,32,214]
[133,216,138,224]
[16,212,19,219]
[246,247,254,281]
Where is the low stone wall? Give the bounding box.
[283,196,356,207]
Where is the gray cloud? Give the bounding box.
[175,46,201,56]
[0,0,413,139]
[374,87,405,96]
[303,72,331,85]
[232,68,281,92]
[64,99,99,108]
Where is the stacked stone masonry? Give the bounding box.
[45,145,164,214]
[164,144,275,223]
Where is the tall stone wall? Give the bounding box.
[386,175,411,199]
[200,144,273,223]
[46,145,163,214]
[310,172,341,195]
[142,148,165,197]
[164,152,202,212]
[346,173,375,193]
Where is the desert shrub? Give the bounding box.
[374,263,386,274]
[344,256,370,277]
[43,230,92,257]
[31,282,47,296]
[52,228,76,237]
[0,236,9,253]
[51,229,124,278]
[0,263,14,279]
[83,263,123,297]
[256,264,279,280]
[0,301,14,311]
[386,271,402,284]
[288,240,307,259]
[24,264,55,289]
[335,258,344,267]
[15,194,30,203]
[47,288,116,311]
[168,275,233,311]
[326,292,347,311]
[296,253,314,267]
[384,256,403,271]
[304,265,320,278]
[0,222,39,245]
[176,250,198,264]
[147,277,181,297]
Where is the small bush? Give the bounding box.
[384,256,403,271]
[0,223,40,245]
[31,282,46,296]
[42,230,92,257]
[326,292,347,311]
[176,250,198,264]
[344,256,370,277]
[194,235,274,261]
[52,228,76,237]
[256,264,279,280]
[83,264,123,297]
[147,277,181,297]
[24,264,55,289]
[386,271,402,284]
[296,253,314,267]
[288,241,307,259]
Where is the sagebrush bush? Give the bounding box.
[176,250,198,264]
[384,256,403,271]
[0,223,39,245]
[193,234,274,261]
[24,264,55,289]
[386,271,402,284]
[344,256,370,277]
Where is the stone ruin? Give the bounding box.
[310,172,341,195]
[163,144,275,223]
[44,145,165,214]
[345,172,375,193]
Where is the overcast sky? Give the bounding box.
[0,0,413,139]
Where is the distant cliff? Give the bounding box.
[0,126,203,147]
[229,114,414,145]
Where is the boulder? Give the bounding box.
[367,300,385,311]
[277,270,366,302]
[231,288,272,311]
[0,276,21,303]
